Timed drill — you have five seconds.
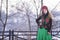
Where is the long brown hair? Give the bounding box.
[47,10,52,19]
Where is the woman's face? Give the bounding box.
[42,9,47,14]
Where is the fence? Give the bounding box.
[0,30,60,40]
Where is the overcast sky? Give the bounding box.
[0,0,60,14]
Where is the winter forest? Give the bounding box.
[0,0,60,40]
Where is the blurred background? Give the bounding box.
[0,0,60,40]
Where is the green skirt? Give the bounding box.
[36,28,52,40]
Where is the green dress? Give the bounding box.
[37,28,52,40]
[36,16,52,40]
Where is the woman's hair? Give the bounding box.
[46,10,52,19]
[41,6,52,19]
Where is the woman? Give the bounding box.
[36,6,52,40]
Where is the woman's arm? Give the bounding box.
[36,16,42,26]
[48,18,52,33]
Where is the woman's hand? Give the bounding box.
[48,32,51,34]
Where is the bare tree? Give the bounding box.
[33,0,41,17]
[51,1,60,12]
[23,3,31,40]
[11,1,32,40]
[16,2,32,40]
[0,0,8,40]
